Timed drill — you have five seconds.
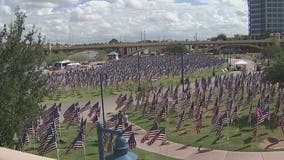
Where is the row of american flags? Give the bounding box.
[116,72,284,142]
[17,100,138,157]
[46,55,226,91]
[18,71,284,157]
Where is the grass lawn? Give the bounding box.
[24,123,178,160]
[126,95,284,152]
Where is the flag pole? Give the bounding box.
[83,143,87,160]
[54,120,60,160]
[83,121,87,160]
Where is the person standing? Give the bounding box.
[123,113,129,128]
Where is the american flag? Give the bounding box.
[256,103,269,125]
[115,118,124,131]
[38,133,57,155]
[88,102,99,118]
[42,134,57,154]
[215,115,223,139]
[122,125,133,138]
[145,103,157,118]
[140,121,159,143]
[79,118,87,135]
[126,94,134,106]
[27,123,35,135]
[63,103,76,119]
[176,109,185,131]
[280,111,284,133]
[230,106,238,124]
[80,100,91,113]
[147,127,166,145]
[128,133,137,149]
[39,122,56,147]
[65,129,84,153]
[106,115,118,128]
[158,107,167,120]
[65,108,80,125]
[89,115,98,131]
[222,111,230,125]
[122,94,134,112]
[274,96,281,114]
[195,114,202,134]
[116,95,127,110]
[20,130,29,145]
[43,106,60,125]
[115,94,123,105]
[212,98,219,124]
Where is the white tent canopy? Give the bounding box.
[235,60,248,65]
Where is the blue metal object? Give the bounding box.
[97,122,137,160]
[105,136,137,160]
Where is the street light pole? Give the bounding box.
[137,52,141,92]
[181,52,185,92]
[99,73,107,125]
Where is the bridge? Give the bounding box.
[48,34,284,54]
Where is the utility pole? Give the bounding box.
[144,30,146,42]
[68,24,72,46]
[181,52,185,92]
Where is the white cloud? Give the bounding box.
[0,4,11,15]
[0,0,248,43]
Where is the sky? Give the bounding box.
[0,0,248,44]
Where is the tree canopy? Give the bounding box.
[261,46,284,87]
[0,9,47,147]
[164,44,187,54]
[210,33,228,41]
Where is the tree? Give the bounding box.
[164,44,187,54]
[261,46,284,87]
[216,33,227,41]
[0,9,47,147]
[109,38,119,44]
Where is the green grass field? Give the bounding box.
[24,123,178,160]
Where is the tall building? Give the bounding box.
[248,0,284,39]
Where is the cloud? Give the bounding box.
[0,0,248,43]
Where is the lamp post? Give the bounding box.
[226,53,229,70]
[180,52,185,92]
[137,52,141,92]
[99,73,108,125]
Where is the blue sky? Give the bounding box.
[0,0,248,44]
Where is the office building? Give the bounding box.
[248,0,284,39]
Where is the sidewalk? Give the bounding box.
[132,125,284,160]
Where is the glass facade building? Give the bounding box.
[248,0,284,39]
